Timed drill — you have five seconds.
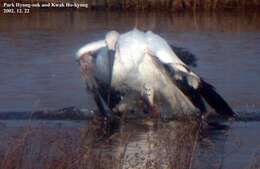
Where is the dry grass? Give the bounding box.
[115,0,260,11]
[0,116,205,169]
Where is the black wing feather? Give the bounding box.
[170,45,198,67]
[163,64,206,113]
[198,79,236,117]
[163,63,236,117]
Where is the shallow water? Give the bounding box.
[0,11,260,113]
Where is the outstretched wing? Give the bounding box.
[161,58,235,117]
[145,31,235,117]
[143,52,200,118]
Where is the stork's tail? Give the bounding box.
[198,80,236,117]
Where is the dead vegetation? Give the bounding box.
[101,0,260,11]
[0,116,207,169]
[1,0,260,11]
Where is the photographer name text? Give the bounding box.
[3,2,88,14]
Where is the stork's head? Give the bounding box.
[105,31,119,50]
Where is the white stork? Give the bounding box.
[76,29,235,119]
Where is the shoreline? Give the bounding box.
[0,108,260,122]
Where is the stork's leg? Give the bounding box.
[142,84,160,118]
[93,87,127,137]
[93,90,113,117]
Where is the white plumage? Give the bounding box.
[76,28,235,118]
[76,40,106,60]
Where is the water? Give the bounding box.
[0,119,259,169]
[0,11,260,113]
[0,11,260,169]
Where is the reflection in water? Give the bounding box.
[111,119,201,169]
[81,119,260,169]
[0,119,259,169]
[76,118,229,169]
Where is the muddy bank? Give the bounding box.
[0,107,91,120]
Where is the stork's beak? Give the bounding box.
[107,50,115,87]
